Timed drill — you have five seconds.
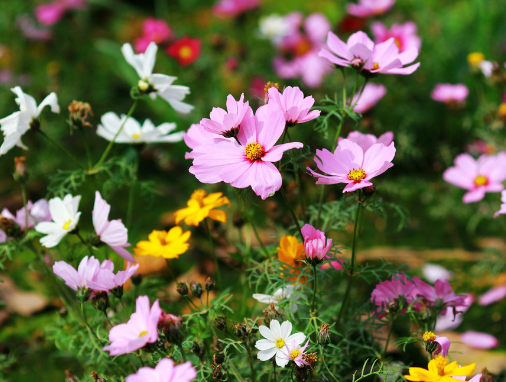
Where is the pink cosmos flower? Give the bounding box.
[460,331,499,349]
[371,274,418,313]
[349,83,387,113]
[433,336,450,357]
[443,152,506,203]
[301,224,332,264]
[320,256,344,271]
[1,199,50,232]
[494,190,506,217]
[17,15,53,41]
[346,0,395,18]
[189,102,303,200]
[135,18,172,53]
[431,84,469,104]
[435,294,473,331]
[93,191,134,262]
[35,3,65,26]
[183,124,221,160]
[416,279,467,312]
[267,86,320,126]
[338,131,393,152]
[87,262,140,292]
[479,285,506,305]
[273,13,333,88]
[200,94,253,138]
[126,358,197,382]
[53,255,101,294]
[371,22,421,53]
[319,31,420,76]
[280,340,310,367]
[212,0,260,17]
[308,138,396,192]
[103,295,162,356]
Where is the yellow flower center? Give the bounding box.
[498,103,506,118]
[347,168,366,182]
[468,52,485,67]
[275,339,285,348]
[132,133,141,139]
[179,46,192,59]
[373,62,380,70]
[138,330,148,338]
[474,175,489,187]
[62,220,72,230]
[138,79,150,91]
[432,356,448,376]
[289,349,301,359]
[245,142,264,161]
[423,331,437,341]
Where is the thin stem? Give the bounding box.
[37,130,87,170]
[280,188,303,242]
[273,361,278,382]
[248,215,269,258]
[21,184,28,236]
[311,264,318,314]
[336,275,353,325]
[319,345,339,382]
[81,303,104,350]
[350,201,364,274]
[247,344,257,382]
[204,219,221,287]
[80,127,93,169]
[126,153,139,227]
[184,296,201,311]
[178,343,187,362]
[165,259,176,280]
[350,78,369,110]
[285,129,306,219]
[229,361,247,382]
[94,100,138,170]
[347,70,360,108]
[383,316,395,358]
[316,187,325,229]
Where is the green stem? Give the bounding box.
[165,259,176,280]
[285,129,306,219]
[21,184,28,236]
[383,316,395,358]
[248,215,269,258]
[229,361,247,382]
[319,345,339,382]
[311,264,318,314]
[336,275,353,325]
[126,153,139,227]
[80,127,93,170]
[81,303,104,351]
[37,130,87,170]
[347,70,360,108]
[280,188,303,242]
[94,100,138,170]
[273,361,278,382]
[204,219,221,287]
[178,343,187,362]
[247,344,256,382]
[350,201,364,274]
[350,78,369,110]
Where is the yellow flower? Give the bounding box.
[498,103,506,119]
[404,356,476,382]
[468,52,485,67]
[174,189,230,226]
[277,235,306,282]
[134,227,191,259]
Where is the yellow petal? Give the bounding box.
[208,209,227,223]
[166,226,183,242]
[405,368,440,382]
[446,363,476,377]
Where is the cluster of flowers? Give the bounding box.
[0,198,50,242]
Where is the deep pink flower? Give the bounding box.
[200,94,253,137]
[338,131,393,152]
[53,255,101,293]
[494,190,506,217]
[320,256,344,271]
[103,296,162,356]
[308,138,396,192]
[212,0,260,17]
[267,86,320,126]
[301,224,332,264]
[126,358,197,382]
[416,279,467,311]
[35,3,66,26]
[460,331,499,349]
[431,84,469,104]
[93,191,134,262]
[371,274,418,313]
[433,336,450,357]
[479,285,506,305]
[134,19,172,53]
[371,22,421,53]
[435,294,473,331]
[189,102,303,200]
[349,83,387,113]
[346,0,395,18]
[319,31,420,76]
[443,152,506,203]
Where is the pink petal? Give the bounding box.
[362,142,396,177]
[479,285,506,305]
[263,142,303,162]
[460,331,499,349]
[249,161,282,200]
[92,191,110,236]
[463,188,486,203]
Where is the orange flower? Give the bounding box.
[174,189,230,226]
[277,235,306,282]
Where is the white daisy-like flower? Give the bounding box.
[255,320,306,367]
[35,194,81,248]
[121,42,193,114]
[97,112,183,144]
[259,14,290,44]
[0,86,59,155]
[252,285,300,312]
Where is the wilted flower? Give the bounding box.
[433,336,451,357]
[431,84,469,105]
[200,94,253,138]
[125,358,197,382]
[338,131,393,151]
[134,227,191,259]
[404,356,475,382]
[371,21,421,53]
[267,86,320,126]
[301,224,332,265]
[349,83,387,113]
[253,285,300,313]
[346,0,395,18]
[166,37,201,67]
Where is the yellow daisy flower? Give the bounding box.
[277,235,306,282]
[404,356,476,382]
[467,52,485,67]
[174,189,230,226]
[134,227,191,259]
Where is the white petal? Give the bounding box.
[286,332,306,346]
[259,325,276,341]
[257,347,277,361]
[36,92,60,116]
[275,352,290,367]
[255,339,275,351]
[280,321,292,340]
[270,320,282,339]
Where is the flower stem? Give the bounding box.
[94,100,138,170]
[178,343,187,362]
[348,70,360,108]
[285,129,306,219]
[80,127,93,170]
[81,303,104,351]
[280,187,303,242]
[20,184,28,236]
[272,360,278,382]
[229,361,247,382]
[204,219,221,288]
[247,214,269,258]
[37,130,87,170]
[247,344,256,382]
[126,152,139,227]
[319,344,339,382]
[311,264,318,314]
[383,315,395,358]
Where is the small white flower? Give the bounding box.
[255,319,305,367]
[478,60,494,78]
[35,194,81,248]
[259,14,290,44]
[422,264,453,284]
[121,42,193,114]
[0,86,59,155]
[252,285,300,312]
[97,112,183,144]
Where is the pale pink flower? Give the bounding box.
[212,0,260,17]
[371,274,419,313]
[183,124,221,159]
[349,83,387,113]
[319,31,420,76]
[460,331,499,349]
[338,131,393,152]
[189,102,303,200]
[103,295,162,356]
[1,199,50,232]
[200,94,253,137]
[87,262,140,292]
[135,18,172,53]
[433,336,450,357]
[53,255,101,293]
[267,86,320,126]
[479,285,506,305]
[308,138,396,192]
[93,191,134,262]
[347,0,395,18]
[435,294,473,331]
[371,22,421,53]
[301,224,332,264]
[415,279,467,312]
[280,340,310,367]
[494,190,506,217]
[17,15,53,41]
[431,84,469,104]
[126,359,196,382]
[443,152,506,203]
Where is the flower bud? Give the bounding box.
[131,273,143,286]
[159,312,184,345]
[90,372,106,382]
[190,280,203,298]
[191,340,206,362]
[214,315,227,332]
[76,286,91,303]
[111,285,123,300]
[212,364,227,381]
[91,291,110,313]
[301,224,332,266]
[213,350,225,364]
[318,324,330,347]
[361,185,375,198]
[480,368,495,382]
[177,281,189,296]
[68,100,93,130]
[232,322,248,339]
[13,157,28,183]
[205,277,214,292]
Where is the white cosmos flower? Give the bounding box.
[259,14,290,44]
[35,194,81,248]
[0,86,59,155]
[255,320,305,367]
[97,112,183,144]
[121,42,193,114]
[252,285,300,312]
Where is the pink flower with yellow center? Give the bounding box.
[371,21,421,53]
[443,152,506,203]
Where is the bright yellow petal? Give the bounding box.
[446,363,476,377]
[174,206,194,224]
[166,226,183,242]
[405,368,440,382]
[203,192,223,205]
[208,209,227,223]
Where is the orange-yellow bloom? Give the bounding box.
[134,227,191,259]
[277,235,306,282]
[174,189,230,226]
[404,356,476,382]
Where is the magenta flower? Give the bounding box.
[338,131,393,152]
[93,191,134,262]
[346,0,395,18]
[479,285,506,305]
[435,294,473,331]
[103,295,162,356]
[431,84,469,104]
[53,256,101,298]
[371,22,421,53]
[494,190,506,217]
[443,152,506,203]
[371,274,418,313]
[416,279,467,312]
[308,138,396,192]
[35,3,65,26]
[349,83,387,113]
[301,224,332,265]
[267,86,320,126]
[212,0,260,17]
[319,31,420,76]
[460,331,499,349]
[200,94,253,138]
[320,256,345,271]
[433,336,450,357]
[189,102,303,200]
[126,359,197,382]
[135,18,172,53]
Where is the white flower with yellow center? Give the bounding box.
[252,285,300,312]
[255,320,305,367]
[35,194,81,248]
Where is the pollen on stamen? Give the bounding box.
[372,62,380,70]
[138,330,148,338]
[347,168,366,182]
[474,175,489,187]
[245,142,265,161]
[275,338,285,348]
[289,349,301,359]
[62,220,72,230]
